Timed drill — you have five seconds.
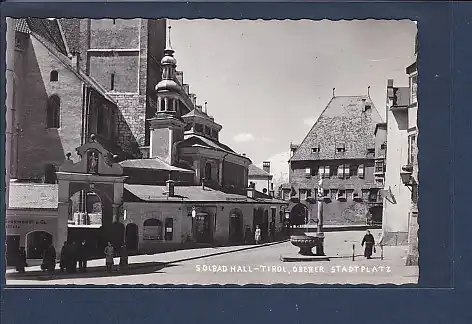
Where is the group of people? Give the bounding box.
[14,240,130,275]
[59,240,88,273]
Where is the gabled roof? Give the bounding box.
[24,18,68,56]
[58,18,80,53]
[120,158,194,173]
[290,96,383,161]
[248,164,272,178]
[15,19,31,34]
[182,108,215,121]
[9,183,58,209]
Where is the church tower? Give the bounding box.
[149,26,186,165]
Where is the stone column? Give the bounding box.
[164,97,169,111]
[193,159,201,184]
[158,97,162,111]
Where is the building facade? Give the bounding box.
[248,162,274,195]
[5,18,286,263]
[286,94,384,226]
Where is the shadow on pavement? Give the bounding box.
[6,262,178,281]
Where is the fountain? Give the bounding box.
[281,179,330,261]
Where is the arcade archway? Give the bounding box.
[125,223,139,251]
[290,203,308,226]
[229,208,243,243]
[26,231,52,259]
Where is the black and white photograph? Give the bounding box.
[5,17,418,285]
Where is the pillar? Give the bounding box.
[158,97,163,111]
[57,201,70,258]
[5,18,15,208]
[193,160,201,184]
[164,97,169,111]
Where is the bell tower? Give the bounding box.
[149,25,185,165]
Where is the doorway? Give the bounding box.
[194,213,212,243]
[253,208,269,242]
[26,231,53,259]
[6,235,20,266]
[125,223,139,251]
[229,209,243,243]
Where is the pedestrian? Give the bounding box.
[244,225,252,245]
[59,241,68,273]
[254,225,262,244]
[43,243,56,274]
[119,244,129,274]
[104,242,115,273]
[16,247,27,273]
[361,230,376,259]
[68,241,78,273]
[78,240,88,272]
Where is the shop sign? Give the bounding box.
[5,219,48,230]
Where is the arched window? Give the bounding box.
[205,162,212,181]
[160,98,166,111]
[47,95,60,128]
[50,70,58,82]
[143,218,162,241]
[164,218,173,241]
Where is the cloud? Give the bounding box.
[233,133,273,143]
[233,133,255,143]
[303,117,317,127]
[257,151,291,189]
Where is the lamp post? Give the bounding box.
[315,178,325,256]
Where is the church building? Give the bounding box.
[5,18,286,264]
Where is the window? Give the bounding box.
[324,166,330,178]
[143,219,163,241]
[299,189,307,201]
[205,162,212,181]
[364,104,372,111]
[323,189,329,198]
[305,168,311,177]
[164,218,173,241]
[358,165,365,178]
[362,189,369,200]
[337,165,344,178]
[204,126,211,136]
[50,70,58,82]
[346,189,354,200]
[411,75,418,104]
[329,166,336,177]
[110,73,115,91]
[375,160,385,173]
[330,189,337,200]
[311,167,318,176]
[408,134,417,164]
[381,143,387,150]
[367,148,375,157]
[369,189,378,202]
[195,123,204,133]
[211,129,218,138]
[344,164,350,177]
[47,95,60,128]
[350,164,358,176]
[307,189,312,197]
[312,147,320,153]
[338,190,346,200]
[336,146,346,153]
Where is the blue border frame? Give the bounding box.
[1,1,470,323]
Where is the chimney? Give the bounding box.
[71,52,80,72]
[246,186,255,199]
[263,161,271,174]
[166,179,175,197]
[387,79,394,88]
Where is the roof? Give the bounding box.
[124,184,285,204]
[248,164,272,178]
[182,108,215,122]
[25,18,68,56]
[58,18,80,53]
[120,158,194,173]
[179,134,250,162]
[8,183,58,209]
[290,96,384,161]
[15,19,31,34]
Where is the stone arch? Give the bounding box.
[290,203,308,226]
[125,223,139,251]
[47,94,60,128]
[143,218,163,241]
[25,230,53,259]
[50,70,58,82]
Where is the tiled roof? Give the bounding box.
[9,183,58,209]
[290,96,383,161]
[124,184,285,204]
[180,134,235,155]
[26,18,68,56]
[15,18,31,34]
[248,164,272,178]
[120,158,194,173]
[58,18,80,53]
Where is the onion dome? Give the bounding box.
[161,48,177,66]
[155,79,180,92]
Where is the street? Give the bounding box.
[5,230,418,285]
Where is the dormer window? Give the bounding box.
[204,126,211,136]
[211,129,218,139]
[364,104,372,111]
[195,123,204,133]
[50,70,58,82]
[312,147,320,153]
[336,143,345,153]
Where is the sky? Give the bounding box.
[168,19,417,184]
